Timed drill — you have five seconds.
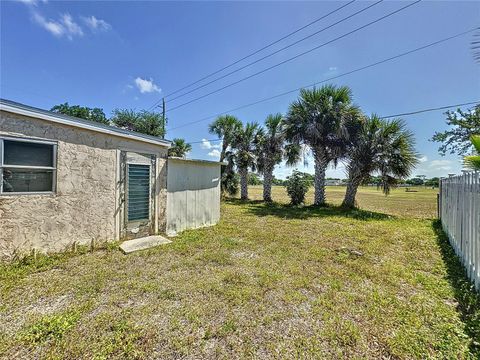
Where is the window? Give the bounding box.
[0,137,57,194]
[127,164,150,221]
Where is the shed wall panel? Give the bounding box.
[166,159,221,235]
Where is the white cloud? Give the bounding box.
[19,1,109,40]
[419,155,428,163]
[33,12,64,37]
[61,14,83,37]
[17,0,38,5]
[200,138,221,150]
[17,0,47,6]
[329,66,338,71]
[134,77,161,94]
[32,12,83,39]
[429,159,453,171]
[207,149,221,158]
[81,15,111,32]
[414,158,462,178]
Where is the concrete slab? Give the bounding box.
[119,235,172,254]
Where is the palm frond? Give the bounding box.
[345,114,418,195]
[464,135,480,170]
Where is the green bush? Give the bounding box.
[285,171,310,205]
[222,171,239,196]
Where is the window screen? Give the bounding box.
[1,138,57,194]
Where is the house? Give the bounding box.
[325,178,342,186]
[0,99,222,259]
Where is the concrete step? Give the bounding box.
[119,235,172,254]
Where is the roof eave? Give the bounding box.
[168,157,228,166]
[0,100,171,148]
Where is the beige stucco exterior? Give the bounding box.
[0,110,168,260]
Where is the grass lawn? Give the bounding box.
[1,186,479,359]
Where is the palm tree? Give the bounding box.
[284,85,360,206]
[168,138,192,158]
[256,113,300,202]
[342,115,418,208]
[209,115,243,196]
[231,122,262,200]
[464,135,480,170]
[208,115,242,162]
[222,149,240,196]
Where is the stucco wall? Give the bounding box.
[0,111,168,259]
[166,158,221,235]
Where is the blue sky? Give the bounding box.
[1,0,479,179]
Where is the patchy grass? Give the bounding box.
[1,186,479,359]
[20,309,81,345]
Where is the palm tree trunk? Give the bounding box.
[219,142,227,193]
[263,163,274,202]
[220,141,228,163]
[313,149,328,206]
[239,166,248,200]
[342,170,363,208]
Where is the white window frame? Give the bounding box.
[0,136,58,195]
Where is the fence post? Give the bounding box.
[438,178,443,220]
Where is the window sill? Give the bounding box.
[0,191,56,196]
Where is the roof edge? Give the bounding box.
[168,157,228,166]
[0,99,171,148]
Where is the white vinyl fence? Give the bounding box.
[439,172,480,290]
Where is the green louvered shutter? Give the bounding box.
[127,164,150,221]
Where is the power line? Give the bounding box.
[167,0,422,113]
[168,27,475,131]
[186,101,480,144]
[379,101,480,119]
[165,0,383,104]
[148,0,357,110]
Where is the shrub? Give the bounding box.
[285,171,310,205]
[247,173,263,185]
[222,171,239,196]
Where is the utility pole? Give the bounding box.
[161,97,166,139]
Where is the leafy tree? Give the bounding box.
[424,177,440,187]
[168,138,192,158]
[271,176,285,186]
[294,172,314,186]
[342,115,418,208]
[208,115,243,195]
[256,113,300,202]
[362,175,382,186]
[284,85,361,206]
[406,177,424,186]
[111,109,166,138]
[51,102,108,125]
[247,173,263,185]
[431,105,480,155]
[464,135,480,170]
[285,170,310,205]
[231,122,262,200]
